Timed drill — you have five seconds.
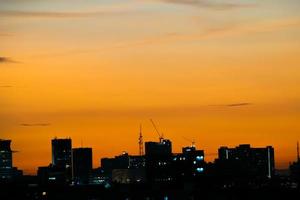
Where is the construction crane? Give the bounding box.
[183,137,196,148]
[139,124,144,156]
[150,119,164,143]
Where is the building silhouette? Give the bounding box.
[100,152,146,184]
[37,138,72,185]
[0,139,22,182]
[145,139,172,157]
[289,142,300,188]
[216,144,275,179]
[145,139,173,183]
[5,137,300,200]
[72,147,93,185]
[172,146,205,181]
[51,138,72,169]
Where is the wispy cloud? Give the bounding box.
[155,0,254,10]
[0,56,17,63]
[20,123,51,126]
[0,85,12,88]
[30,17,300,58]
[209,103,252,107]
[226,103,252,107]
[134,18,300,46]
[0,10,127,18]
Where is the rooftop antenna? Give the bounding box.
[183,137,196,148]
[297,141,299,162]
[139,124,144,156]
[150,119,164,143]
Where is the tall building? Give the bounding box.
[145,139,172,157]
[289,142,300,186]
[0,139,13,180]
[51,138,72,169]
[218,144,275,179]
[172,146,205,180]
[72,148,92,185]
[0,139,22,182]
[37,138,72,185]
[145,139,173,183]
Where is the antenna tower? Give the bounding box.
[139,124,144,156]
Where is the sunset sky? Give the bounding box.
[1,0,300,174]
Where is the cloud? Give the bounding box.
[0,57,16,63]
[210,103,252,107]
[0,10,118,18]
[135,18,300,46]
[20,123,51,126]
[226,103,252,107]
[29,17,300,58]
[0,85,12,88]
[155,0,254,10]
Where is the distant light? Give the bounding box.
[196,167,204,173]
[48,177,56,180]
[196,156,204,161]
[164,196,168,200]
[104,183,111,188]
[173,157,177,161]
[193,161,196,164]
[42,192,47,196]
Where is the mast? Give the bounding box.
[139,124,144,156]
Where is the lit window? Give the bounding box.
[196,167,204,173]
[196,156,204,161]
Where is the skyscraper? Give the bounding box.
[0,139,13,180]
[172,146,205,180]
[51,138,72,169]
[72,148,92,185]
[0,139,22,181]
[145,139,173,182]
[37,138,72,185]
[145,139,172,157]
[218,144,275,179]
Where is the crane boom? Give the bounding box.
[183,137,196,147]
[150,119,163,142]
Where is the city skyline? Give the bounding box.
[2,133,298,175]
[1,0,300,175]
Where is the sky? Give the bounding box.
[1,0,300,174]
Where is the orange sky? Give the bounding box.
[1,0,300,174]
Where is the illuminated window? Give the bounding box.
[196,156,204,161]
[196,167,204,173]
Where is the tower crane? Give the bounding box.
[150,119,164,143]
[183,137,196,148]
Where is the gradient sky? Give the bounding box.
[1,0,300,174]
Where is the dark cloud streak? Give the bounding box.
[210,103,252,107]
[0,85,12,88]
[20,123,51,126]
[0,56,16,63]
[157,0,254,10]
[0,9,133,18]
[227,103,252,107]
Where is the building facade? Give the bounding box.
[72,148,93,185]
[51,138,72,169]
[217,144,275,179]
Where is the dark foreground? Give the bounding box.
[1,183,299,200]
